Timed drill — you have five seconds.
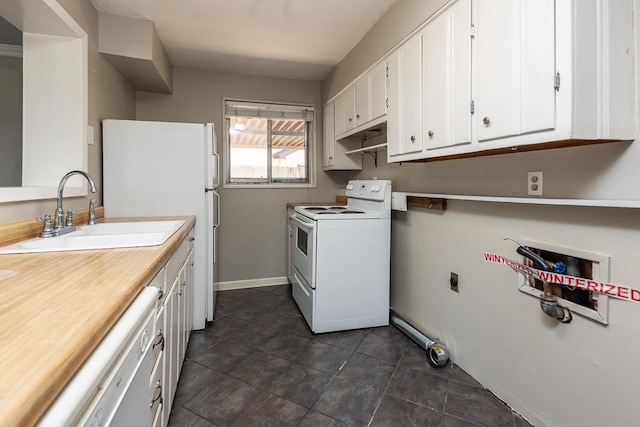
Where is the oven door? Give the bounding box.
[291,212,316,288]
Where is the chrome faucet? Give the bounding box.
[53,170,97,236]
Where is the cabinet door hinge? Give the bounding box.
[470,24,475,39]
[554,72,561,91]
[386,65,389,78]
[470,100,475,114]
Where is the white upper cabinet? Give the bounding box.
[334,86,356,136]
[323,102,336,168]
[387,35,423,159]
[475,0,556,143]
[333,61,388,140]
[386,0,634,163]
[355,60,387,127]
[423,0,472,151]
[369,61,387,123]
[323,57,388,170]
[323,101,362,171]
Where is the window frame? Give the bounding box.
[223,98,316,189]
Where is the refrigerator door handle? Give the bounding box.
[213,190,220,265]
[213,190,220,228]
[212,152,220,189]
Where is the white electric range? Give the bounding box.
[290,179,391,333]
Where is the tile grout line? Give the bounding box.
[365,344,404,427]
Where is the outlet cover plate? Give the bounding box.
[528,171,543,196]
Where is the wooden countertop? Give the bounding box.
[0,215,196,427]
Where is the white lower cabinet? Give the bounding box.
[159,230,194,427]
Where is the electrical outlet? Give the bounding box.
[450,272,459,292]
[528,171,543,196]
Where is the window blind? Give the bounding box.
[224,100,314,122]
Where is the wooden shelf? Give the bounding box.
[392,191,640,210]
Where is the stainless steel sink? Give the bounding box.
[0,220,185,254]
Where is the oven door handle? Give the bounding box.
[292,213,315,231]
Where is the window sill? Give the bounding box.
[223,182,317,189]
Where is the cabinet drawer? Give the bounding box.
[292,270,314,332]
[166,237,190,282]
[148,267,165,302]
[153,304,165,362]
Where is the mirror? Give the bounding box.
[0,0,88,203]
[0,16,23,187]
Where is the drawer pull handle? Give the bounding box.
[150,381,163,408]
[483,116,491,126]
[410,135,416,142]
[153,331,165,351]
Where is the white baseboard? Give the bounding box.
[217,276,289,291]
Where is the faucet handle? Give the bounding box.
[65,210,76,227]
[37,214,55,238]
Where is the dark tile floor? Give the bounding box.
[168,285,531,427]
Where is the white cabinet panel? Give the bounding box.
[322,103,335,168]
[335,86,356,136]
[387,36,423,161]
[400,36,423,155]
[370,61,387,122]
[355,75,370,127]
[422,0,472,152]
[322,101,362,171]
[475,0,555,142]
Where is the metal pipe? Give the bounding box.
[516,244,572,323]
[390,313,449,368]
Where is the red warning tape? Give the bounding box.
[484,253,640,303]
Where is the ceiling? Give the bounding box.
[90,0,398,81]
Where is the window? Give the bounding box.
[224,99,314,186]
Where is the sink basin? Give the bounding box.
[0,220,185,254]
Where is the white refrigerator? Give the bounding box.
[102,119,219,330]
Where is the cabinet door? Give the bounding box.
[475,0,555,142]
[387,37,423,160]
[161,281,175,426]
[369,61,387,122]
[424,0,471,150]
[386,51,402,158]
[322,103,335,168]
[400,36,424,155]
[355,75,370,127]
[335,86,356,136]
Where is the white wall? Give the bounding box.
[0,0,136,222]
[136,68,351,283]
[391,201,640,426]
[324,0,640,425]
